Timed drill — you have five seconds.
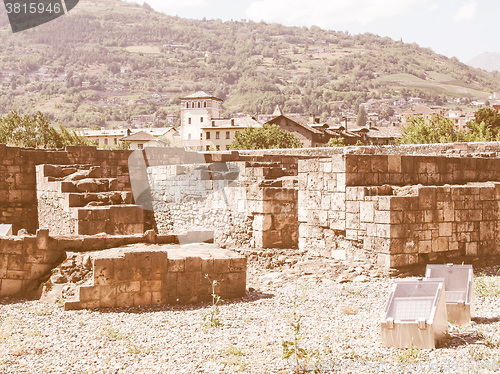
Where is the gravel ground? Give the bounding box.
[1,254,500,374]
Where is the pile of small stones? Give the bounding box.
[1,255,500,373]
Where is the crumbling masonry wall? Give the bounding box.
[0,145,132,234]
[146,155,298,249]
[65,246,247,310]
[0,230,65,296]
[299,153,500,267]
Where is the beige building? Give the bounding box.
[119,131,168,150]
[82,127,180,149]
[180,91,223,149]
[201,117,262,151]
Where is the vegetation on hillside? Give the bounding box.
[0,0,499,129]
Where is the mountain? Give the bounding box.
[468,52,500,73]
[0,0,499,129]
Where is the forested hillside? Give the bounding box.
[0,0,499,128]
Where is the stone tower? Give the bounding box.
[180,91,223,149]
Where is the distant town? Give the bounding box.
[81,90,500,151]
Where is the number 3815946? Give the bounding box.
[5,2,62,14]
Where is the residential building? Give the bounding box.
[120,131,168,150]
[82,127,180,148]
[201,117,262,151]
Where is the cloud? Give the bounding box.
[454,1,477,22]
[246,0,425,28]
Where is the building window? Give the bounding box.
[188,118,192,125]
[216,145,220,151]
[206,132,211,140]
[188,133,192,140]
[226,145,230,150]
[235,131,240,136]
[206,145,210,151]
[198,102,201,108]
[216,131,220,139]
[200,133,203,140]
[204,102,207,108]
[138,144,143,149]
[104,138,108,145]
[226,131,230,139]
[200,117,204,123]
[114,138,118,145]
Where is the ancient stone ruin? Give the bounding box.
[2,141,500,307]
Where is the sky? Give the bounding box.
[126,0,499,63]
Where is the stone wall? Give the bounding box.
[0,229,65,297]
[0,145,132,234]
[64,244,247,310]
[146,159,298,249]
[36,164,144,236]
[299,153,500,267]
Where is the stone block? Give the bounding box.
[79,286,100,302]
[115,292,133,307]
[252,215,273,231]
[140,280,162,292]
[99,286,116,308]
[388,155,402,173]
[213,258,230,274]
[7,254,25,271]
[94,258,114,286]
[0,279,23,296]
[133,292,152,307]
[36,229,50,250]
[185,256,202,272]
[229,257,246,272]
[419,240,432,254]
[224,272,246,296]
[438,223,453,237]
[168,258,185,272]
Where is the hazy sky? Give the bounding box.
[127,0,499,62]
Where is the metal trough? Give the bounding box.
[381,278,448,349]
[425,264,474,326]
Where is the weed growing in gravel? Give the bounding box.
[202,275,222,330]
[101,326,126,341]
[33,303,54,316]
[395,344,420,364]
[475,274,500,297]
[282,289,321,373]
[55,297,66,309]
[101,325,151,355]
[221,344,247,372]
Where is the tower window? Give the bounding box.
[204,102,207,108]
[197,102,201,108]
[188,118,191,125]
[200,117,204,123]
[188,134,191,140]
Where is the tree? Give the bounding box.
[230,124,302,150]
[326,137,344,147]
[0,111,90,148]
[356,105,367,127]
[397,114,457,144]
[470,107,500,137]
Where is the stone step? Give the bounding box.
[61,178,119,193]
[66,191,134,208]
